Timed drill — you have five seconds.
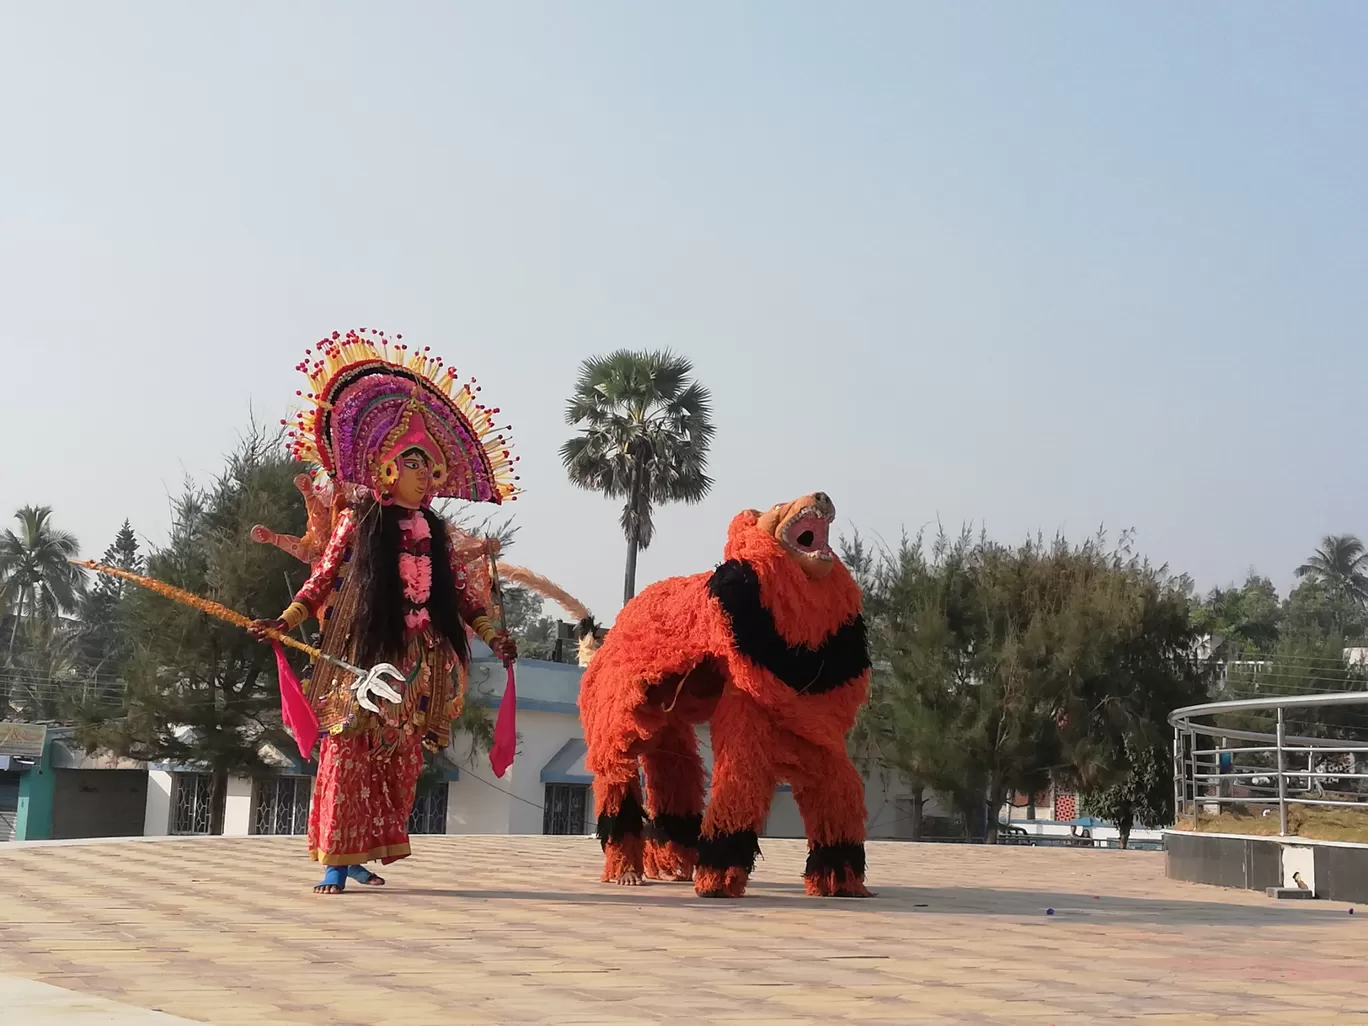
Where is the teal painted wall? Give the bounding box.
[14,738,55,841]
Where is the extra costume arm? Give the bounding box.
[277,506,357,630]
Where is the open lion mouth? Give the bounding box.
[784,506,834,560]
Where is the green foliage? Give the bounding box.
[0,506,87,719]
[852,527,1209,842]
[1281,578,1368,645]
[1218,635,1368,741]
[499,584,558,661]
[75,429,310,776]
[1295,534,1368,607]
[1080,737,1172,847]
[78,520,143,677]
[1191,574,1282,656]
[0,505,86,650]
[1,618,82,722]
[561,350,716,602]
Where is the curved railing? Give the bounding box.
[1170,692,1368,836]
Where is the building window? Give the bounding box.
[252,776,312,836]
[408,784,448,835]
[543,783,588,835]
[171,773,216,835]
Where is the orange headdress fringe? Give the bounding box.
[497,564,593,624]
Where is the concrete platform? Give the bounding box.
[1,835,1365,1025]
[1167,828,1368,904]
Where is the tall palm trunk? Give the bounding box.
[623,529,640,605]
[7,591,26,658]
[622,459,646,605]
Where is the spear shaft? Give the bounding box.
[71,560,373,680]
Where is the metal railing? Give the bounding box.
[1170,692,1368,836]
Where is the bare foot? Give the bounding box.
[314,866,348,894]
[613,871,643,886]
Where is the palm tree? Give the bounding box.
[1295,534,1368,607]
[0,506,86,656]
[561,350,716,604]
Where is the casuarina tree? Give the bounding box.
[78,519,143,677]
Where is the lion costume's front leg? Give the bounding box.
[789,745,874,898]
[695,688,776,898]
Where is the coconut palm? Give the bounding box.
[561,350,716,604]
[0,506,86,655]
[1295,534,1368,607]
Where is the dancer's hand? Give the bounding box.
[490,629,517,664]
[249,618,287,640]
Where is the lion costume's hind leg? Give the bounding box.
[580,572,723,886]
[640,717,705,882]
[591,716,707,885]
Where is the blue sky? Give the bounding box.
[2,3,1365,620]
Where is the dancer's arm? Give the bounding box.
[260,507,357,632]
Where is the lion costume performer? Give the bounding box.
[255,329,519,894]
[580,492,874,899]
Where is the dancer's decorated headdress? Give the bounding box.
[285,329,518,505]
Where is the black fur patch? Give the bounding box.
[645,812,703,849]
[696,829,762,873]
[804,841,867,879]
[596,789,645,850]
[706,559,871,695]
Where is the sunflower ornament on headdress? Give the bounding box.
[285,328,519,506]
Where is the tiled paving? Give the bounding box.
[1,834,1364,1025]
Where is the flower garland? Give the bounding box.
[398,511,433,633]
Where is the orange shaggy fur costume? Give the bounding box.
[580,493,873,898]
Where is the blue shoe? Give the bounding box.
[347,865,386,886]
[314,865,347,894]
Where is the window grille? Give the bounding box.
[408,784,448,835]
[543,783,588,835]
[252,776,312,835]
[172,773,215,835]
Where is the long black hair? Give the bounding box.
[352,499,470,668]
